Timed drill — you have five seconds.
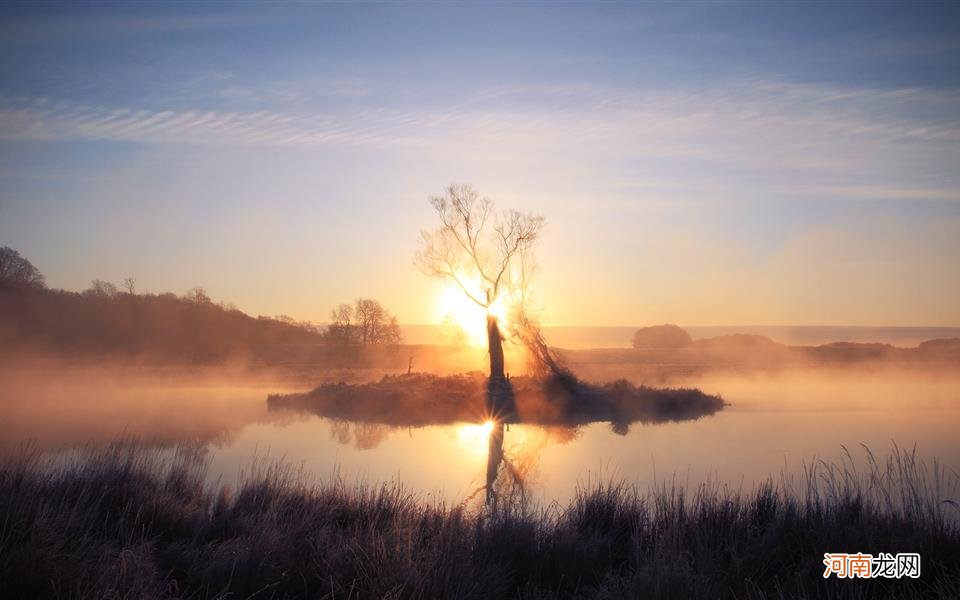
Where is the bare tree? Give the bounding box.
[331,303,353,327]
[183,287,211,304]
[327,302,355,345]
[326,299,401,346]
[86,279,118,298]
[353,298,401,345]
[0,247,46,290]
[353,298,384,345]
[122,277,136,295]
[415,184,543,379]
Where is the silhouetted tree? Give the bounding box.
[326,299,401,346]
[0,246,46,290]
[327,303,355,345]
[122,277,136,295]
[415,184,543,378]
[183,287,211,304]
[1,278,324,361]
[354,298,401,345]
[85,279,118,298]
[331,303,352,326]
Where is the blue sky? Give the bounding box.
[1,2,958,326]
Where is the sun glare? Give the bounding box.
[487,294,509,324]
[436,283,493,346]
[457,420,495,455]
[435,279,514,347]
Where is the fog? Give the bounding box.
[0,363,279,454]
[0,347,521,456]
[2,359,956,507]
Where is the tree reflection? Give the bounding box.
[485,421,505,505]
[482,376,556,508]
[303,373,719,506]
[481,420,573,508]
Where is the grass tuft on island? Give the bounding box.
[267,371,725,428]
[1,444,958,599]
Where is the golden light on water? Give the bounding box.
[457,420,495,455]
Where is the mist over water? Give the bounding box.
[4,364,957,506]
[402,324,960,348]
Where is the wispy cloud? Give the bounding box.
[0,96,440,147]
[2,79,958,201]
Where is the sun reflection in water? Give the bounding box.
[457,420,495,456]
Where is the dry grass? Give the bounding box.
[0,443,958,599]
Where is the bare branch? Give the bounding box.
[416,184,543,311]
[492,211,544,297]
[430,185,495,286]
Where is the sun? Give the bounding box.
[435,283,514,347]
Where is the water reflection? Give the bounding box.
[313,373,595,507]
[329,421,393,450]
[486,421,505,505]
[0,379,281,455]
[266,372,725,428]
[484,376,528,506]
[4,368,957,508]
[480,422,569,507]
[275,372,720,507]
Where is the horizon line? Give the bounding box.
[399,323,960,330]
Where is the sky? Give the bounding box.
[1,1,959,327]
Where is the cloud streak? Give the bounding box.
[2,79,958,202]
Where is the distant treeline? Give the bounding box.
[0,246,400,363]
[628,323,960,360]
[0,284,325,361]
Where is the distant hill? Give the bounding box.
[0,286,324,363]
[399,324,960,349]
[919,338,960,352]
[685,326,960,348]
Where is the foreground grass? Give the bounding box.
[1,444,958,599]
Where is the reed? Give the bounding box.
[1,443,957,599]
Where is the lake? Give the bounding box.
[3,367,958,506]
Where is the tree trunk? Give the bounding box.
[487,314,505,379]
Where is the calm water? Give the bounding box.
[3,368,958,505]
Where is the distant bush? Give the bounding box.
[631,324,692,349]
